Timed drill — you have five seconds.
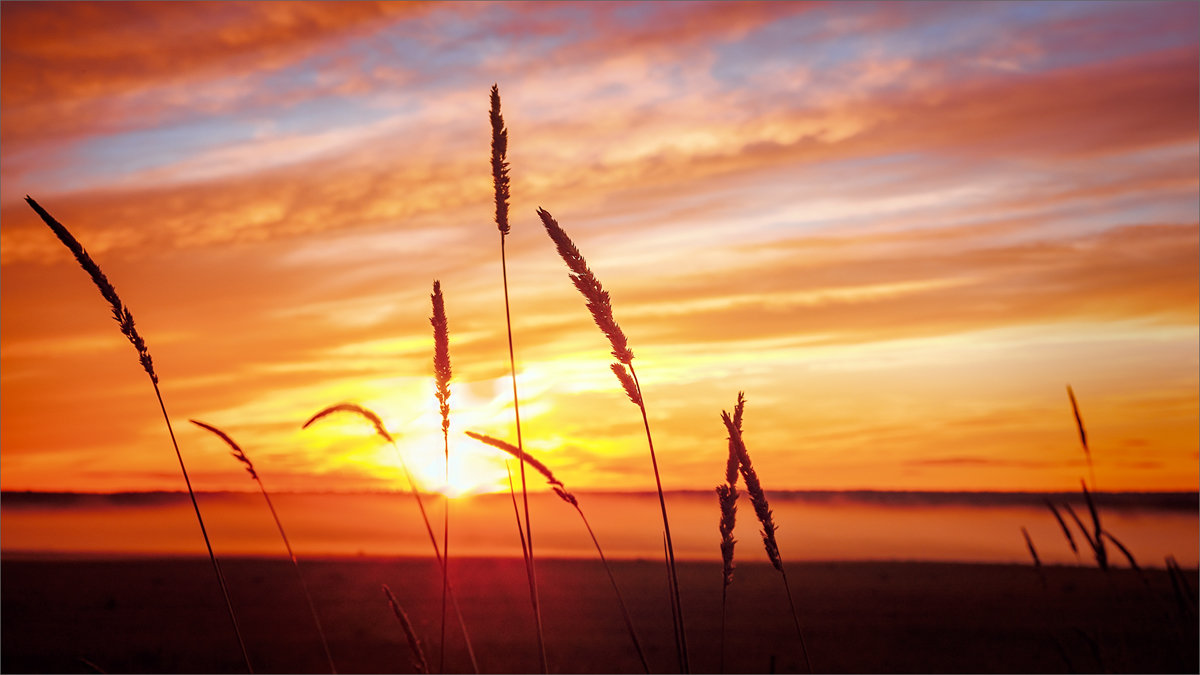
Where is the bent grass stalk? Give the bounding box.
[491,84,547,673]
[383,584,430,674]
[722,400,812,674]
[190,420,337,674]
[431,281,452,673]
[466,431,650,673]
[302,403,479,673]
[538,206,687,672]
[25,196,253,673]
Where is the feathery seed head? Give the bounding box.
[464,431,564,488]
[722,409,782,571]
[490,84,511,236]
[191,419,257,480]
[383,584,429,674]
[611,363,642,406]
[552,486,579,508]
[716,483,738,587]
[537,207,634,364]
[725,392,747,486]
[1067,385,1090,459]
[431,281,451,433]
[27,196,158,384]
[303,403,395,444]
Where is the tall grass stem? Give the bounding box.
[492,84,546,673]
[27,197,252,673]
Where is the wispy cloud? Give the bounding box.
[2,2,1196,494]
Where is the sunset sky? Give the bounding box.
[2,1,1197,496]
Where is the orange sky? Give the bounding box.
[1,1,1197,495]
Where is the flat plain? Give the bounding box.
[2,556,1195,673]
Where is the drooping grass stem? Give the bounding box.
[303,404,478,673]
[467,431,649,673]
[190,419,336,673]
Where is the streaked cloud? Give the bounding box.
[2,1,1196,494]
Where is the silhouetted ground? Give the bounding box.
[2,556,1196,673]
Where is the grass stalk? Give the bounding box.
[1079,481,1109,571]
[505,462,531,563]
[26,196,253,673]
[1060,502,1106,572]
[1021,526,1047,588]
[1045,500,1080,562]
[303,404,478,673]
[491,83,546,674]
[716,484,738,674]
[190,420,337,673]
[1067,385,1097,490]
[716,393,743,674]
[383,584,430,674]
[662,532,683,671]
[538,206,688,672]
[722,398,812,673]
[431,281,453,674]
[466,431,650,673]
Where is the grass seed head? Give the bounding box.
[303,403,395,444]
[26,196,158,383]
[490,84,510,236]
[431,280,451,434]
[537,207,634,364]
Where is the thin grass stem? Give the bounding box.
[628,363,689,673]
[190,419,336,673]
[383,584,430,674]
[492,84,546,674]
[468,431,649,672]
[302,405,478,673]
[26,197,252,673]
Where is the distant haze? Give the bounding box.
[2,2,1197,495]
[3,490,1195,566]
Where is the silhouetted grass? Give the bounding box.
[538,206,688,672]
[491,83,547,673]
[191,419,336,673]
[25,196,252,673]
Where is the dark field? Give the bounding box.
[2,556,1196,673]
